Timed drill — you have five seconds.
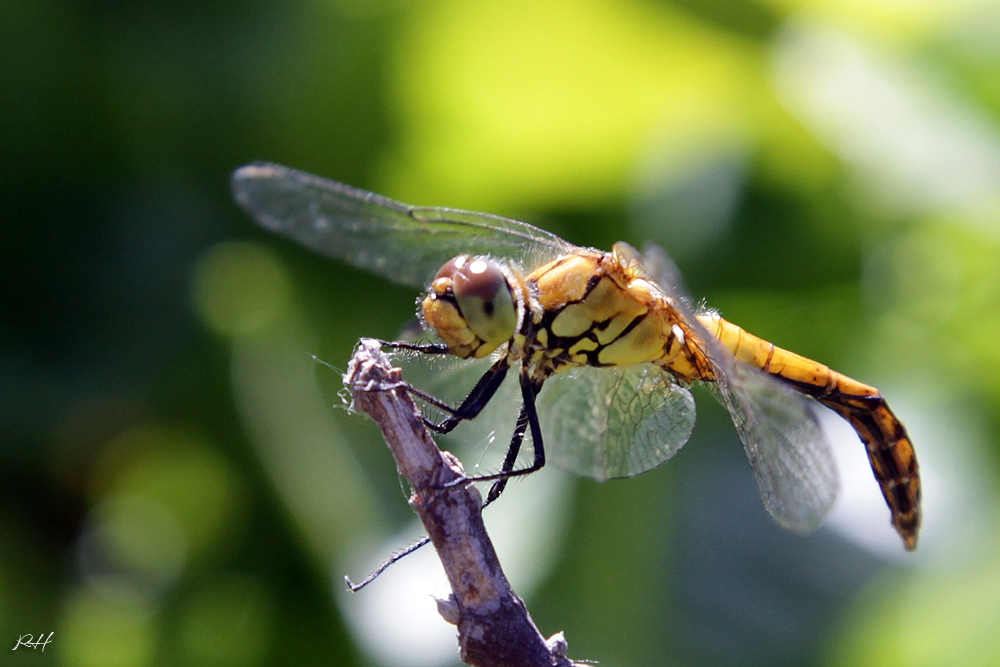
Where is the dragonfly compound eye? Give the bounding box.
[452,258,516,347]
[421,256,516,358]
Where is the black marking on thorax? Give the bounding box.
[526,273,653,370]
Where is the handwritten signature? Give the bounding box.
[11,633,54,652]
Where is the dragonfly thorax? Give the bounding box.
[422,255,519,359]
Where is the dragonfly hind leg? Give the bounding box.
[450,372,548,506]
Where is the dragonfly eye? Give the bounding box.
[449,257,516,346]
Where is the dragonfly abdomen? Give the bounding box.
[698,315,921,550]
[819,394,920,549]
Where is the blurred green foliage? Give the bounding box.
[4,0,1000,665]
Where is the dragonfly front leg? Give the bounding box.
[392,355,510,433]
[377,339,452,355]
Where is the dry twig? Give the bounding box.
[345,338,576,667]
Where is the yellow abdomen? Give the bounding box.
[696,314,921,550]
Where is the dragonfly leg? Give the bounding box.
[427,357,510,433]
[377,339,452,355]
[358,349,509,431]
[453,372,547,504]
[394,356,509,433]
[345,536,432,592]
[480,403,530,506]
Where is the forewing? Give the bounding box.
[232,162,573,289]
[641,244,839,532]
[537,364,696,482]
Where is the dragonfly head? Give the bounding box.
[421,255,517,359]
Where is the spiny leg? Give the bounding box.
[483,403,530,506]
[425,357,511,434]
[377,339,511,432]
[377,339,452,355]
[345,536,431,592]
[461,371,547,505]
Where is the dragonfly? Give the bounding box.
[232,161,921,562]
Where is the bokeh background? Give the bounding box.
[5,0,1000,665]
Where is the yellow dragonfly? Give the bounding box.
[232,162,921,555]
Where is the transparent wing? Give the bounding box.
[640,244,839,532]
[537,364,696,482]
[232,162,575,289]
